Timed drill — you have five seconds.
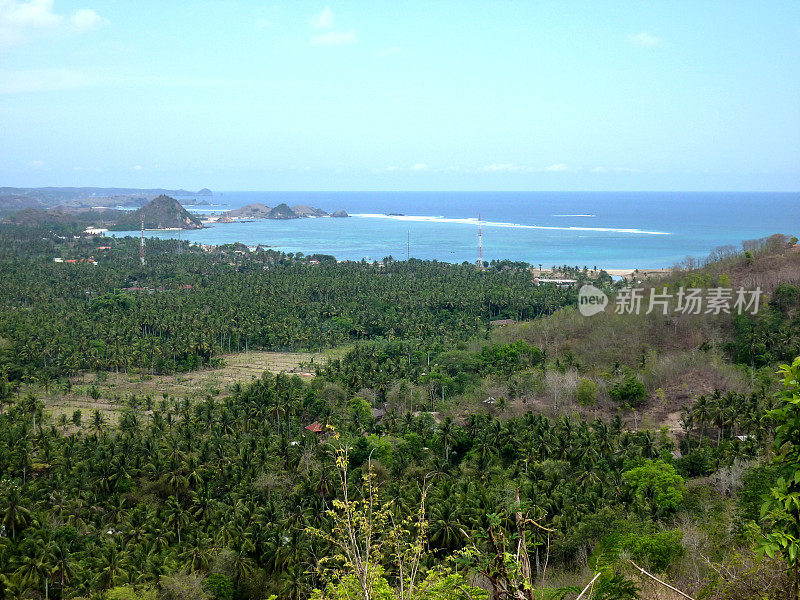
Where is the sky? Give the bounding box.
[1,0,798,191]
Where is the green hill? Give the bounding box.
[109,194,203,230]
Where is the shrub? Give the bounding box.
[616,530,684,573]
[609,373,647,407]
[576,378,599,406]
[160,572,210,600]
[108,586,158,600]
[738,464,780,523]
[770,283,799,314]
[623,459,685,517]
[204,573,234,600]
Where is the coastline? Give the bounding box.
[533,267,671,281]
[108,189,800,269]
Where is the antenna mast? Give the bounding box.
[476,213,483,269]
[140,215,145,266]
[407,230,410,261]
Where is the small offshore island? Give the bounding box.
[210,202,349,224]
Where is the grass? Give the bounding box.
[38,348,344,425]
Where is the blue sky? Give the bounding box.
[1,1,798,191]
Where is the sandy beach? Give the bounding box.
[532,267,670,277]
[604,268,670,278]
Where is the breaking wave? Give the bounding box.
[350,213,669,235]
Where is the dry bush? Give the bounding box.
[542,369,579,413]
[706,459,755,497]
[494,308,727,373]
[698,552,792,600]
[159,571,211,600]
[642,351,750,396]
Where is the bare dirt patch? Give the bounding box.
[41,349,342,424]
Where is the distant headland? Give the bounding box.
[1,194,205,231]
[0,187,348,231]
[0,186,214,214]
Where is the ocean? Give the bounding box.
[113,191,800,269]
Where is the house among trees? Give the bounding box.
[304,421,325,434]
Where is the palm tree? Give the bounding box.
[428,499,463,552]
[49,542,76,596]
[164,496,190,545]
[15,551,51,599]
[1,484,32,539]
[89,409,106,436]
[180,538,215,572]
[438,417,456,462]
[692,395,710,446]
[93,544,130,590]
[227,536,257,588]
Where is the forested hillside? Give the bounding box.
[108,196,203,232]
[1,225,799,600]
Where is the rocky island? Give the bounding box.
[219,203,348,221]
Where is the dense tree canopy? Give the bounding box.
[0,227,575,383]
[0,224,797,599]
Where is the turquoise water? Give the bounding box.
[114,191,800,268]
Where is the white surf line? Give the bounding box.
[552,214,596,217]
[351,213,670,235]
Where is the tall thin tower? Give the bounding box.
[406,230,410,261]
[476,213,483,269]
[140,215,146,266]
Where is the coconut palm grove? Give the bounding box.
[0,225,799,600]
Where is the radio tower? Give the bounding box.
[476,213,483,269]
[140,215,146,266]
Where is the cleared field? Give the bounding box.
[41,349,342,425]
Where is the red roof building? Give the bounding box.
[304,421,325,433]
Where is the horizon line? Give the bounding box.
[3,186,799,194]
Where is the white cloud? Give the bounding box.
[311,6,334,29]
[385,166,400,171]
[545,163,568,172]
[411,163,429,172]
[629,32,661,46]
[310,29,356,46]
[0,0,106,47]
[70,7,103,30]
[309,7,356,46]
[0,0,61,29]
[254,18,271,29]
[132,165,143,171]
[26,159,45,168]
[591,166,606,173]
